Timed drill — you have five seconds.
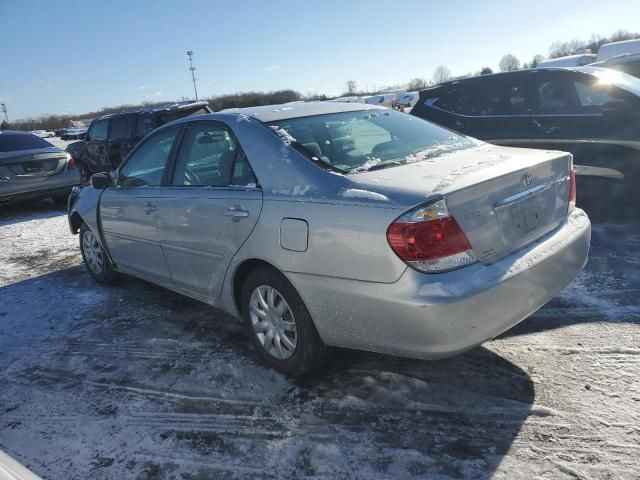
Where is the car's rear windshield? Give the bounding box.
[0,133,54,152]
[266,109,478,174]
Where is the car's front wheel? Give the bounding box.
[241,266,327,376]
[79,223,119,284]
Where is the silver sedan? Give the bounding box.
[68,102,591,376]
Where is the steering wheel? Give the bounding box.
[183,166,202,186]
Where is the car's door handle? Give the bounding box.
[225,207,250,218]
[143,202,157,214]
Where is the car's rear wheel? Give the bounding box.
[79,223,119,284]
[241,266,327,376]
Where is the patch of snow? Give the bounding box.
[340,188,389,202]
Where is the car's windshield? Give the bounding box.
[589,67,640,96]
[266,109,478,174]
[0,133,54,152]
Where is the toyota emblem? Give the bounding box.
[521,172,534,187]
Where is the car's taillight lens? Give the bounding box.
[387,199,477,273]
[66,152,76,169]
[568,168,576,212]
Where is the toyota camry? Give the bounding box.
[68,102,591,376]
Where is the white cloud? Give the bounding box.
[146,91,163,98]
[136,85,147,90]
[264,65,280,72]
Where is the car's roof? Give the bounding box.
[422,66,610,90]
[221,101,385,123]
[93,100,210,122]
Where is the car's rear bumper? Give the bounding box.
[287,208,591,359]
[0,168,81,204]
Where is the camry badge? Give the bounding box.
[522,172,534,187]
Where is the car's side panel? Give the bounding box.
[218,199,410,317]
[157,187,262,300]
[99,187,172,283]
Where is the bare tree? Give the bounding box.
[345,80,357,95]
[407,78,428,90]
[432,66,451,85]
[499,54,521,72]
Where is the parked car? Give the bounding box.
[29,129,55,138]
[410,66,640,217]
[595,38,640,62]
[61,128,88,140]
[591,53,640,79]
[0,131,80,205]
[68,102,590,375]
[66,101,211,182]
[537,54,596,68]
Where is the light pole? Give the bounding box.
[186,51,199,101]
[1,103,7,122]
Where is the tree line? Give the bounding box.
[342,29,640,95]
[2,90,303,132]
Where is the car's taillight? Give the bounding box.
[386,199,477,273]
[66,152,76,169]
[568,168,576,212]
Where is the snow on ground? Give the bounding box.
[0,201,639,479]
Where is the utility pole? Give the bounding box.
[1,103,7,122]
[186,51,199,101]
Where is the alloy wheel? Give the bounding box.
[249,285,298,360]
[82,230,104,274]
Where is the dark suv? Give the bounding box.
[67,101,211,181]
[411,67,640,216]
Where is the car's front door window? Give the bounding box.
[117,127,179,187]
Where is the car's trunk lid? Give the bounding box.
[0,147,68,179]
[350,144,573,263]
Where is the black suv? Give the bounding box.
[411,67,640,216]
[67,101,211,181]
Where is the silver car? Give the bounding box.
[68,102,591,375]
[1,131,80,205]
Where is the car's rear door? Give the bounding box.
[99,126,182,283]
[156,120,262,300]
[84,119,110,174]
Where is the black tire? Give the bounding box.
[51,191,70,207]
[79,223,119,284]
[241,266,327,376]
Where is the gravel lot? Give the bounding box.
[0,184,639,478]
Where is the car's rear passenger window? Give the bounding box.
[110,114,135,140]
[172,123,240,187]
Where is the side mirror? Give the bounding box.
[90,172,112,190]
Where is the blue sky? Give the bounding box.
[1,0,638,120]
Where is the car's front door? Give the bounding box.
[99,126,181,283]
[156,121,262,300]
[84,119,110,174]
